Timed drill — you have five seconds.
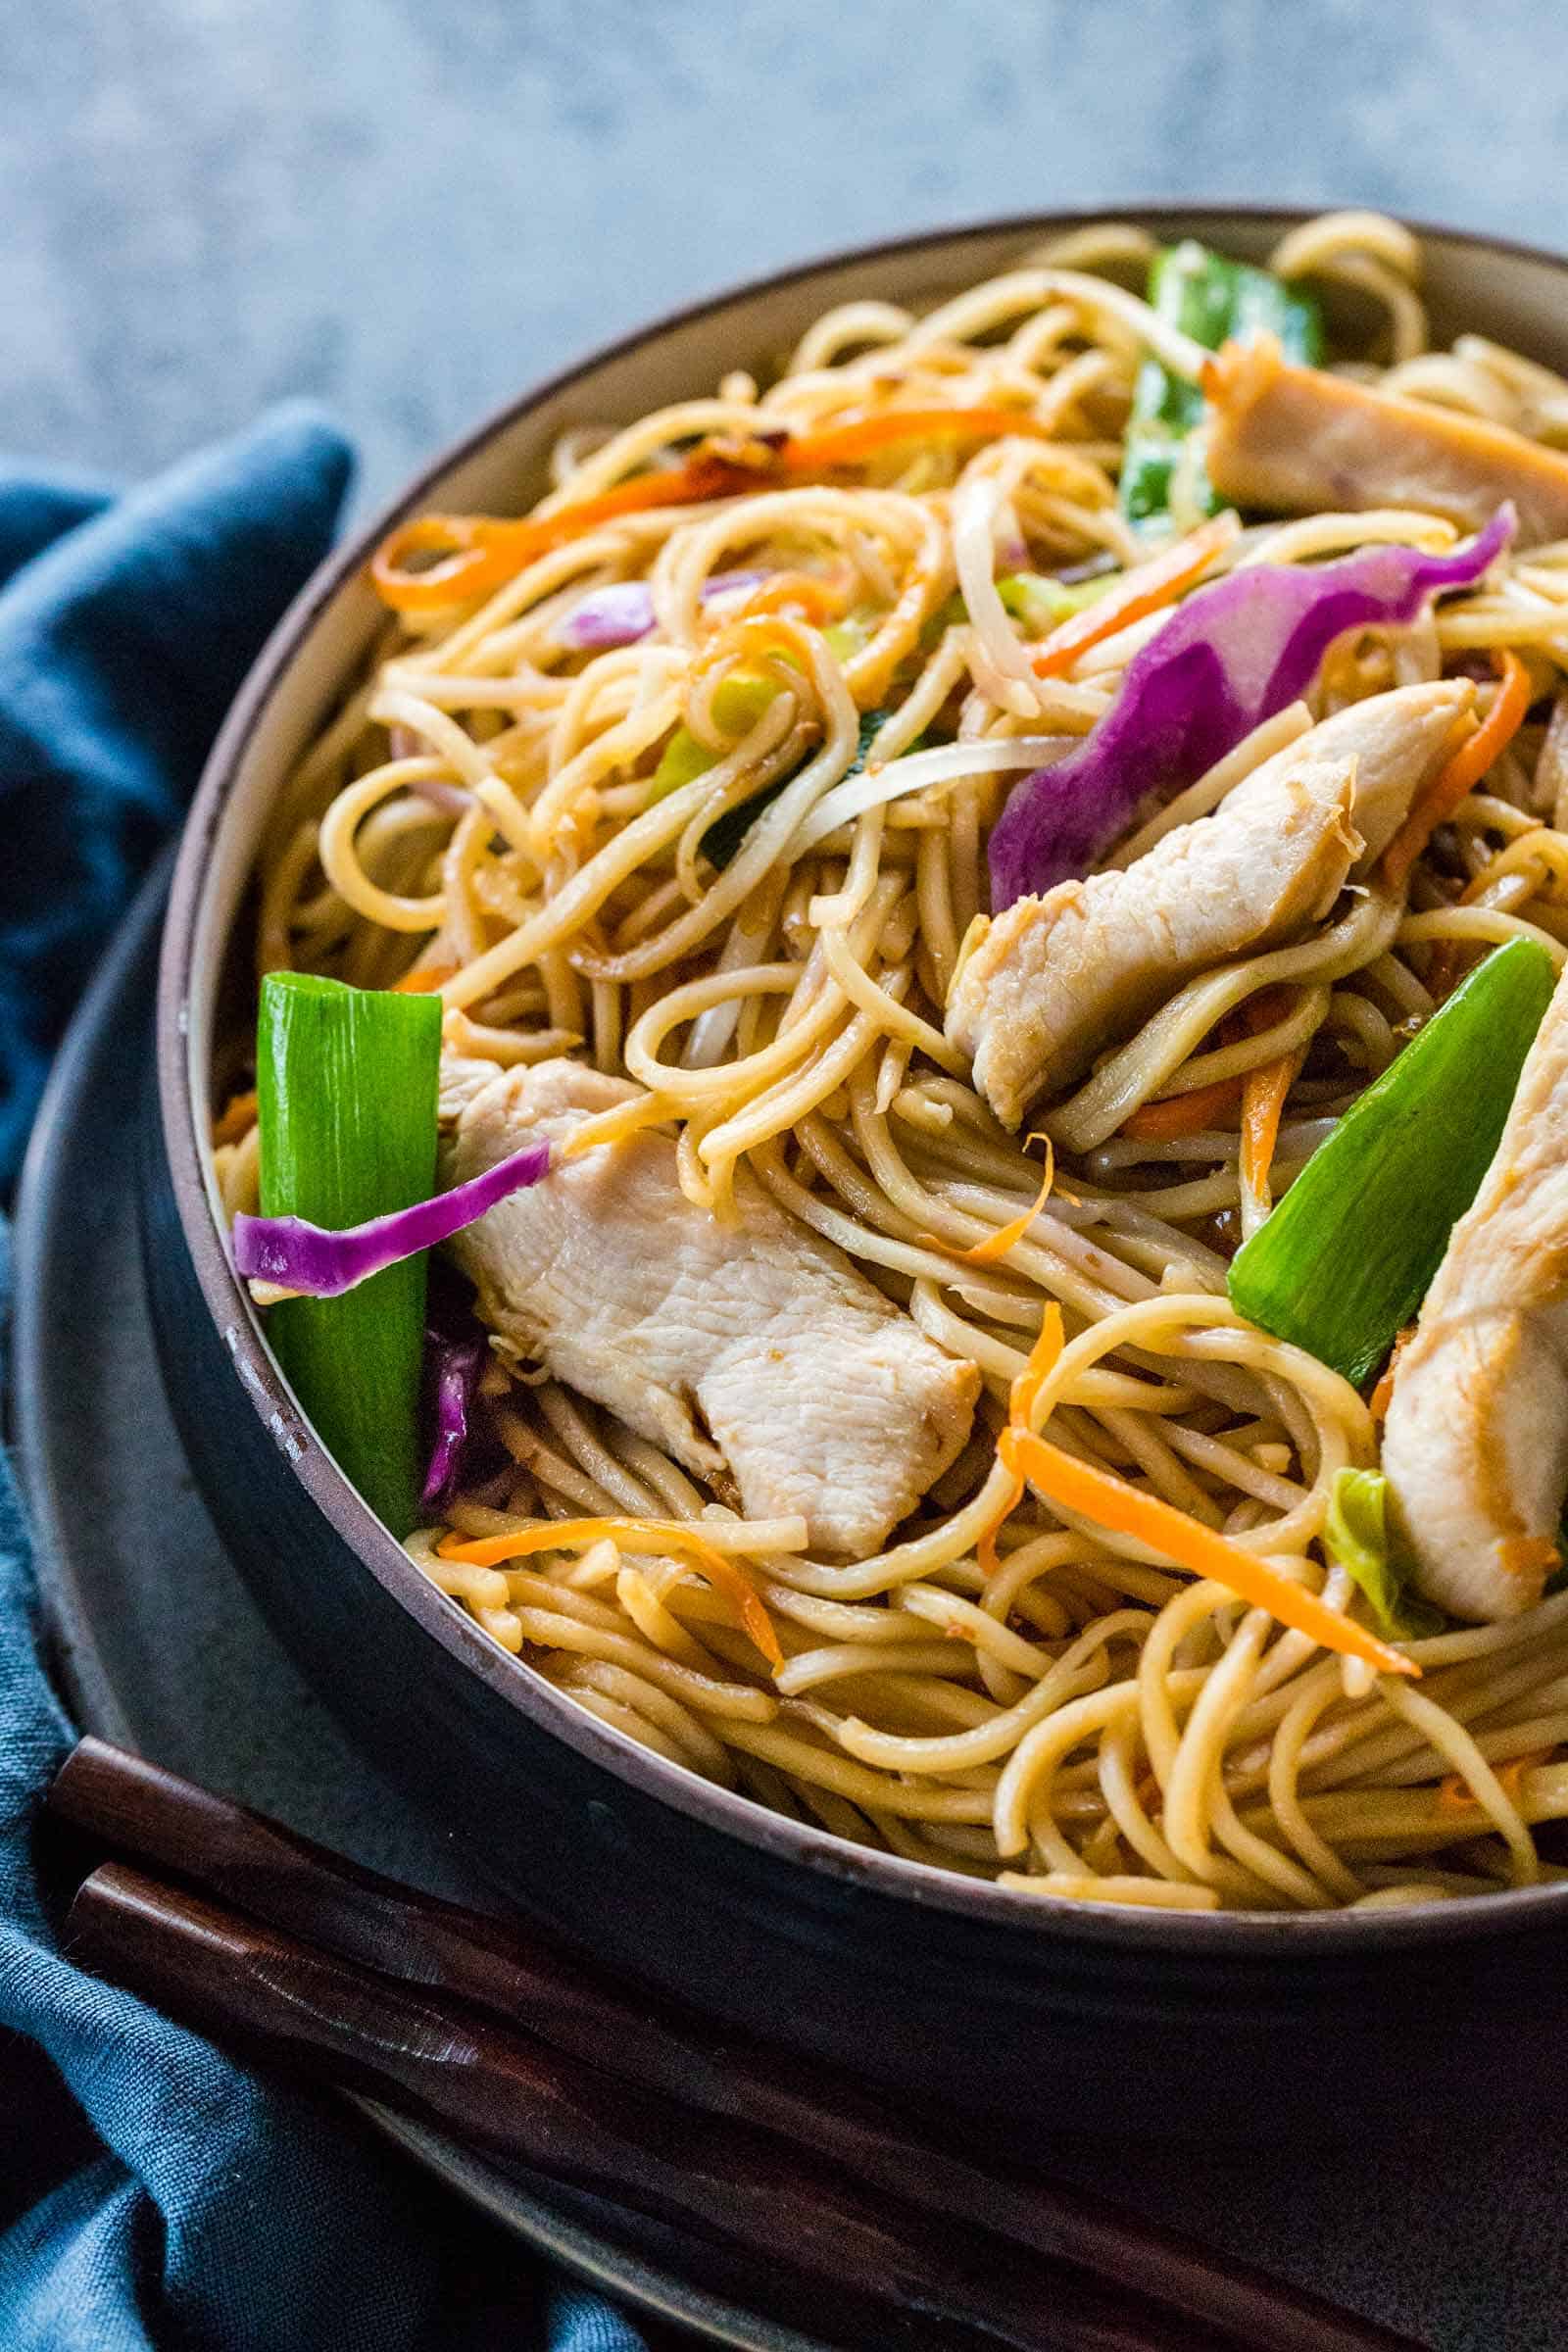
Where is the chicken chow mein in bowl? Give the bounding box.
[187,208,1568,1934]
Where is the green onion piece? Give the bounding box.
[996,571,1119,625]
[1322,1468,1443,1640]
[1228,939,1555,1386]
[256,971,441,1537]
[918,571,1114,654]
[646,673,780,804]
[1120,241,1323,527]
[823,609,877,660]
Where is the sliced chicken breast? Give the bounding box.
[441,1057,979,1556]
[1205,336,1568,548]
[1383,966,1568,1621]
[949,682,1469,1130]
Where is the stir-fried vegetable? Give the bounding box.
[978,1305,1414,1673]
[251,973,441,1537]
[234,1135,552,1297]
[998,570,1117,627]
[437,1519,782,1669]
[988,506,1514,907]
[1119,240,1323,527]
[420,1325,487,1511]
[1381,648,1532,888]
[1030,514,1238,679]
[646,672,782,805]
[649,704,890,870]
[1005,1428,1417,1677]
[557,569,763,652]
[1322,1470,1443,1641]
[372,407,1061,613]
[1228,938,1556,1385]
[940,1140,1054,1265]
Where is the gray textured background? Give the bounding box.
[3,0,1564,508]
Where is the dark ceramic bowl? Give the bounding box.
[142,208,1568,2142]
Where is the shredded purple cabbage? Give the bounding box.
[233,1138,552,1298]
[559,569,763,651]
[987,506,1515,908]
[420,1327,487,1508]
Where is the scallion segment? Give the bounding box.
[1120,241,1323,526]
[1227,939,1555,1386]
[255,971,441,1537]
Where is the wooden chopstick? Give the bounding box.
[45,1738,1424,2352]
[65,1857,1229,2352]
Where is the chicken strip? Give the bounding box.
[441,1057,979,1556]
[1382,966,1568,1621]
[1205,335,1568,548]
[949,682,1469,1130]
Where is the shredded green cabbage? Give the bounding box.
[1323,1468,1443,1642]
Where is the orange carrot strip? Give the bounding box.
[371,452,773,613]
[438,1516,782,1670]
[1120,1073,1246,1141]
[1002,1428,1418,1678]
[390,958,458,994]
[372,410,1050,613]
[778,404,1054,473]
[212,1088,258,1147]
[1381,651,1531,888]
[1009,1299,1066,1432]
[1121,988,1296,1145]
[1031,512,1238,680]
[948,1141,1055,1266]
[977,1303,1065,1577]
[1239,1047,1302,1206]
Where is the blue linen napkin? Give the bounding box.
[0,415,649,2352]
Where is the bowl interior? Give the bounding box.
[164,206,1568,1951]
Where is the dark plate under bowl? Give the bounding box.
[143,207,1568,2142]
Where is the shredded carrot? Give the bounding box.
[1031,512,1238,680]
[1001,1428,1418,1678]
[1381,651,1531,888]
[1368,1325,1416,1422]
[777,403,1054,473]
[1120,989,1296,1145]
[438,1517,782,1669]
[1120,1073,1246,1141]
[975,1303,1065,1577]
[390,958,458,993]
[947,1140,1055,1265]
[1240,1046,1302,1208]
[1009,1299,1067,1432]
[371,451,774,612]
[212,1088,258,1147]
[1437,1748,1551,1815]
[371,409,1051,613]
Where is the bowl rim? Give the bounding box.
[159,200,1568,1955]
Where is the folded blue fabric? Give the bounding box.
[0,416,649,2352]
